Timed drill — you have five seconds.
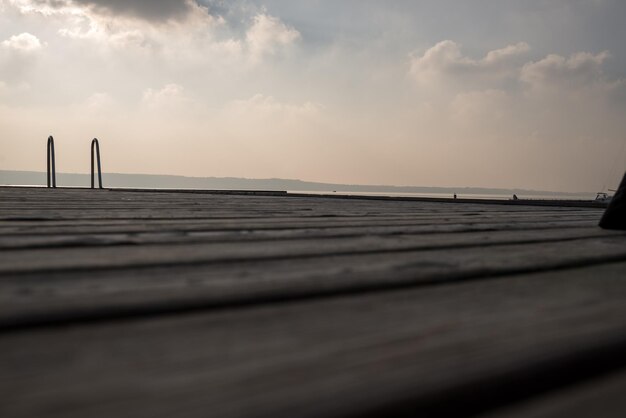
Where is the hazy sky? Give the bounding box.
[1,0,625,192]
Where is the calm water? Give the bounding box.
[7,184,594,201]
[288,191,595,201]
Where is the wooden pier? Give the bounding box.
[1,186,626,417]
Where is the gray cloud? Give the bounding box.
[0,33,44,84]
[408,41,530,93]
[521,51,610,87]
[73,0,195,21]
[21,0,203,22]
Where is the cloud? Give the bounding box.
[1,32,44,52]
[409,40,626,106]
[449,89,511,126]
[8,0,206,22]
[226,94,319,119]
[409,40,530,86]
[520,51,611,87]
[246,13,300,62]
[220,94,323,139]
[0,33,45,85]
[7,0,83,17]
[5,1,299,69]
[141,83,188,110]
[402,40,626,190]
[484,43,532,66]
[72,0,195,22]
[85,92,114,110]
[8,0,218,49]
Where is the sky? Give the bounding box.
[1,0,625,192]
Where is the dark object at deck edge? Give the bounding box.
[600,172,626,230]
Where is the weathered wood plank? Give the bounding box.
[483,368,626,418]
[1,228,623,275]
[1,262,626,418]
[0,194,600,208]
[0,215,601,239]
[0,220,602,249]
[0,200,601,215]
[2,234,626,329]
[0,208,600,221]
[0,214,599,232]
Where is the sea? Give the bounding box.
[287,191,596,201]
[4,184,595,201]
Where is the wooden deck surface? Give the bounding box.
[1,186,625,417]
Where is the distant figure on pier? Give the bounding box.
[454,194,457,199]
[513,194,519,200]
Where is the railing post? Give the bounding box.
[47,135,56,188]
[91,138,103,189]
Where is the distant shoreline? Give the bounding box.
[0,170,595,199]
[1,185,606,208]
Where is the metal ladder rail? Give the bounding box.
[47,135,56,188]
[91,138,103,189]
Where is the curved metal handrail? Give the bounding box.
[91,138,103,189]
[47,135,56,188]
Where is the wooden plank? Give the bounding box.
[1,227,623,274]
[483,369,626,418]
[0,211,601,231]
[0,194,600,208]
[0,207,600,220]
[2,233,626,329]
[0,221,600,250]
[1,262,626,418]
[0,198,601,213]
[4,196,595,216]
[0,213,599,231]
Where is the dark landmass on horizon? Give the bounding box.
[0,170,594,197]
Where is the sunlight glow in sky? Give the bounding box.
[1,0,625,192]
